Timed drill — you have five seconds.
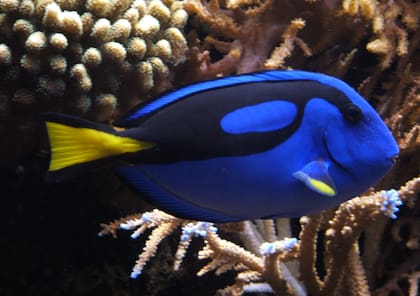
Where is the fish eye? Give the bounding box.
[343,103,363,123]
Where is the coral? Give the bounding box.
[3,0,188,108]
[95,1,420,295]
[1,0,418,294]
[100,178,419,295]
[180,0,419,80]
[264,18,311,70]
[100,209,301,295]
[181,0,312,79]
[341,0,419,69]
[0,0,188,167]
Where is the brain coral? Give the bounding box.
[0,0,188,122]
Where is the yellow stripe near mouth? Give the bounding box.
[46,122,155,171]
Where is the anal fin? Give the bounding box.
[116,165,243,223]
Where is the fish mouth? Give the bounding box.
[391,153,398,165]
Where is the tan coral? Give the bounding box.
[170,8,188,28]
[49,54,67,75]
[36,75,66,97]
[90,18,111,42]
[264,18,310,70]
[0,0,19,13]
[122,7,139,27]
[0,43,12,65]
[153,39,172,61]
[342,0,418,69]
[135,14,160,37]
[70,63,92,92]
[131,0,147,16]
[49,33,68,51]
[165,27,187,66]
[0,0,189,139]
[12,19,34,37]
[93,93,117,121]
[149,56,169,78]
[108,0,131,20]
[136,60,154,92]
[72,94,92,115]
[55,0,83,11]
[25,31,47,52]
[102,41,127,62]
[18,0,35,17]
[127,37,147,61]
[148,0,171,24]
[82,47,102,67]
[20,54,41,73]
[109,19,132,41]
[61,10,83,38]
[42,2,62,29]
[85,0,110,17]
[366,37,390,55]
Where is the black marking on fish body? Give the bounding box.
[121,80,356,164]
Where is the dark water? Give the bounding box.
[1,162,234,296]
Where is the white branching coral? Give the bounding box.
[99,177,419,295]
[115,209,183,278]
[260,238,298,256]
[100,209,303,294]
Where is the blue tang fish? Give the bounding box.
[43,70,399,222]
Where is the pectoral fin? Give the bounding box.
[293,160,337,197]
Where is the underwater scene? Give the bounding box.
[1,0,419,295]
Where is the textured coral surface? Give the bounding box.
[0,0,188,168]
[1,0,419,295]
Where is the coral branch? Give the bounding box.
[298,214,323,295]
[346,243,370,296]
[264,18,311,70]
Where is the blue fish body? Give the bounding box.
[43,70,399,222]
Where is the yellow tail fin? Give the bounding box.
[46,121,154,172]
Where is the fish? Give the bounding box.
[42,70,399,222]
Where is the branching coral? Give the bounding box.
[100,209,302,295]
[181,0,312,80]
[0,0,417,294]
[181,0,419,80]
[96,1,420,295]
[299,187,410,296]
[385,76,420,155]
[341,0,419,69]
[367,177,420,296]
[99,177,419,295]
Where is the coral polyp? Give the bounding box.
[0,0,188,165]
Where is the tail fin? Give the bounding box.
[42,113,155,180]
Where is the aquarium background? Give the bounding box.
[1,0,419,295]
